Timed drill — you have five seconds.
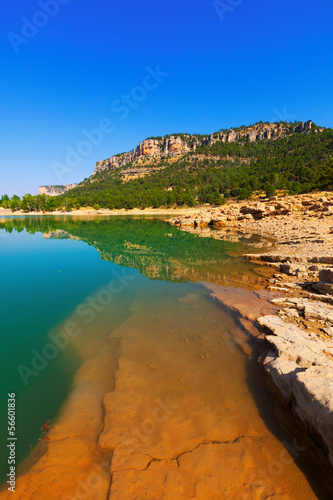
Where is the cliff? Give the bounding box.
[38,184,78,196]
[94,135,191,173]
[94,120,316,174]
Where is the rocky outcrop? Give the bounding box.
[94,136,191,173]
[94,120,320,174]
[137,138,161,156]
[227,129,237,142]
[165,135,190,154]
[296,120,312,133]
[247,130,256,142]
[168,192,333,230]
[319,268,333,283]
[259,315,333,468]
[240,215,333,474]
[38,184,78,196]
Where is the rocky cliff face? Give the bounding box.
[94,135,191,174]
[38,184,78,196]
[94,120,316,174]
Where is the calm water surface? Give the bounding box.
[0,216,326,498]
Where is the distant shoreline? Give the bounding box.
[0,207,197,218]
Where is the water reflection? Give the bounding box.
[0,216,271,288]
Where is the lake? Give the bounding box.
[0,216,325,499]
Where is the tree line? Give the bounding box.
[2,127,332,212]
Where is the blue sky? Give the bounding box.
[0,0,332,196]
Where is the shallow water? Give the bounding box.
[0,216,325,498]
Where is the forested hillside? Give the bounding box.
[2,122,333,211]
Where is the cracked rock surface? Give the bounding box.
[99,289,317,499]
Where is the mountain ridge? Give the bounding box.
[93,119,316,175]
[39,120,320,196]
[3,119,331,211]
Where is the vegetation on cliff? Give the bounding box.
[1,122,332,211]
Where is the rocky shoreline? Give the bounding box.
[1,194,332,498]
[168,192,333,487]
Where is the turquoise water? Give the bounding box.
[0,216,330,499]
[0,225,124,480]
[0,216,261,483]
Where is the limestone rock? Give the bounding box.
[319,268,333,283]
[165,136,190,155]
[259,314,333,468]
[313,282,333,296]
[247,131,256,142]
[292,366,333,467]
[280,263,306,276]
[263,352,304,400]
[38,184,78,196]
[227,129,237,142]
[137,138,161,156]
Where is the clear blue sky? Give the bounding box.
[0,0,332,197]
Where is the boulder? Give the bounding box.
[313,282,333,296]
[280,263,306,276]
[319,268,333,283]
[309,203,322,211]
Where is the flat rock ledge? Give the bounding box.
[258,315,333,469]
[245,257,333,477]
[244,242,333,476]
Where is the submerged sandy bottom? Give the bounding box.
[0,282,318,499]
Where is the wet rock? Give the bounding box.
[177,293,199,303]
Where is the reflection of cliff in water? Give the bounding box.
[0,216,270,287]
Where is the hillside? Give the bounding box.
[3,120,333,212]
[55,120,333,210]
